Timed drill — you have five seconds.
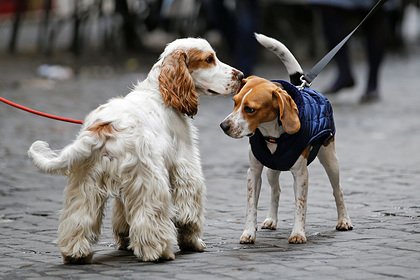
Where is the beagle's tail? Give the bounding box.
[28,124,109,175]
[255,33,303,86]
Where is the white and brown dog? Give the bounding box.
[28,38,243,264]
[220,33,352,244]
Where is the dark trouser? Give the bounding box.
[203,0,260,76]
[320,6,387,93]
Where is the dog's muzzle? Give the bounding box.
[220,121,231,134]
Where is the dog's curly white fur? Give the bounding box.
[28,38,242,264]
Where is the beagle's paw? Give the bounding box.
[261,218,277,230]
[288,232,307,244]
[336,217,353,231]
[239,229,256,244]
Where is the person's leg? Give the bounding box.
[360,10,387,103]
[202,0,236,52]
[320,6,355,93]
[234,0,260,76]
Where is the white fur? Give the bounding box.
[254,33,303,76]
[28,38,242,264]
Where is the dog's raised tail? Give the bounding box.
[28,122,111,175]
[255,33,303,86]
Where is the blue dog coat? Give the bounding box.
[249,80,335,171]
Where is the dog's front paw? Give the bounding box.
[179,237,206,252]
[131,242,175,262]
[261,218,277,230]
[336,217,353,231]
[114,234,130,251]
[288,232,307,244]
[62,253,93,265]
[161,247,176,261]
[194,238,207,252]
[239,229,256,244]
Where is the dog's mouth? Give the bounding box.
[207,89,221,95]
[225,133,253,139]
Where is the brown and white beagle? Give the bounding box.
[220,33,353,244]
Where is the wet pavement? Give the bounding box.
[1,46,420,280]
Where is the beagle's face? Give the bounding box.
[220,76,300,138]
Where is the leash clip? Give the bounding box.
[298,75,311,90]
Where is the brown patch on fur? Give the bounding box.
[297,197,306,209]
[186,49,216,71]
[159,50,198,117]
[87,122,114,139]
[323,135,335,146]
[301,146,311,159]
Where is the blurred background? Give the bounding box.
[1,0,419,83]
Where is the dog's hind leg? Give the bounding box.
[262,169,281,230]
[112,197,130,250]
[124,171,177,262]
[170,159,206,252]
[317,140,353,231]
[58,169,107,264]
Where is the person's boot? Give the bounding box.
[324,76,355,94]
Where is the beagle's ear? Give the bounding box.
[236,75,258,94]
[273,87,300,134]
[237,76,250,93]
[159,49,198,117]
[246,75,258,80]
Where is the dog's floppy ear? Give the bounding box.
[159,49,198,117]
[235,75,258,94]
[273,87,300,134]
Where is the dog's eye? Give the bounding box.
[244,106,255,114]
[205,55,215,64]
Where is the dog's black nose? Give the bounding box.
[220,121,230,132]
[233,69,244,81]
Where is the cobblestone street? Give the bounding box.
[1,44,420,279]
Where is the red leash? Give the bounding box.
[0,96,83,124]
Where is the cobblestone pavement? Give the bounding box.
[1,47,420,280]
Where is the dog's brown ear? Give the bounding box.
[273,87,300,134]
[235,75,259,95]
[245,75,258,80]
[159,49,198,117]
[236,76,250,94]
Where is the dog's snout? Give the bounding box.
[233,69,244,81]
[220,121,231,133]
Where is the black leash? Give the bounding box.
[300,0,388,88]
